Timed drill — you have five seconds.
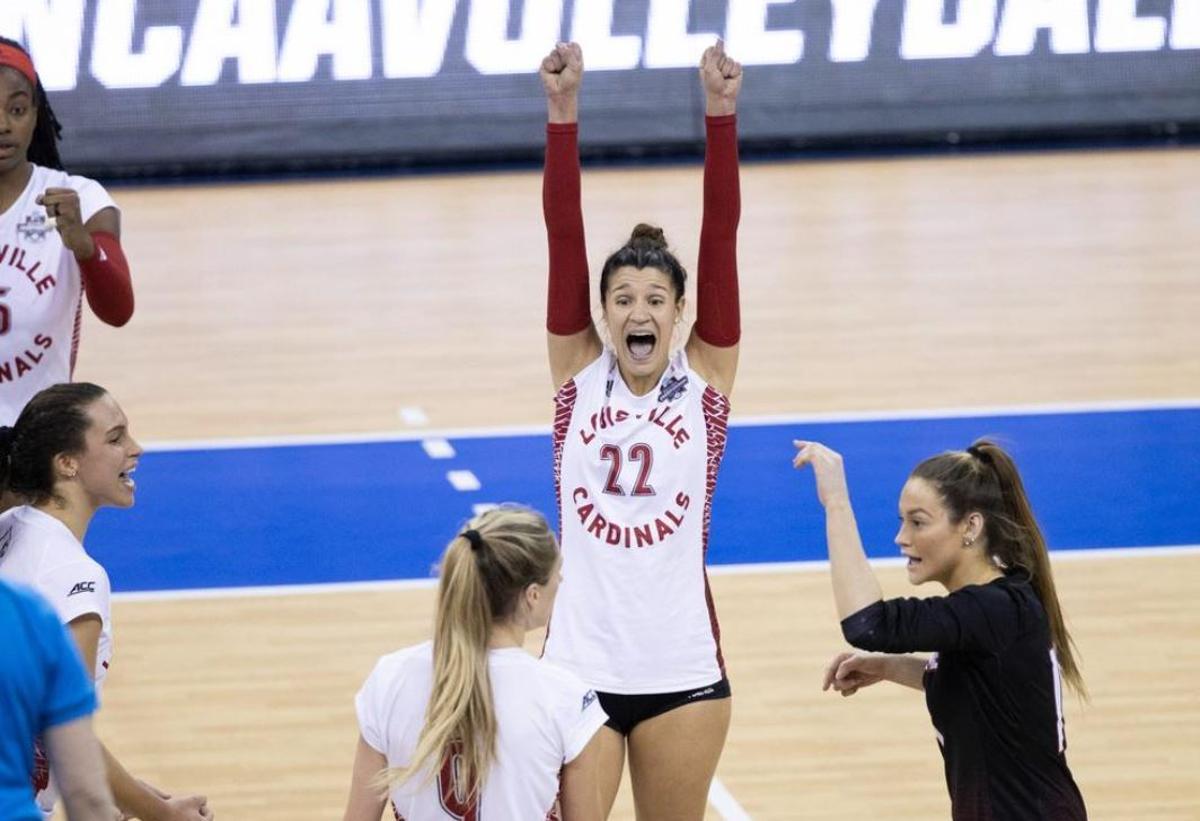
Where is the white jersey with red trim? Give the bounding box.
[544,348,730,694]
[355,641,608,821]
[0,164,117,424]
[0,504,113,817]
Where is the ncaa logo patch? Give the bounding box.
[16,213,55,242]
[657,373,688,402]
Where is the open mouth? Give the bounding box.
[626,332,656,363]
[119,466,137,491]
[903,553,922,569]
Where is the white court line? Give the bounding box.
[472,503,500,516]
[422,438,456,459]
[112,545,1200,603]
[398,407,428,426]
[139,398,1200,452]
[709,777,752,820]
[447,470,481,491]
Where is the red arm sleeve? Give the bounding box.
[544,123,592,336]
[78,231,134,327]
[694,114,741,347]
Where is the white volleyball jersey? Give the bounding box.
[356,641,607,821]
[544,348,730,694]
[0,505,113,817]
[0,164,117,424]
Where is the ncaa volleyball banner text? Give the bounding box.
[2,0,1198,174]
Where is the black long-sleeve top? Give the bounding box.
[841,572,1087,821]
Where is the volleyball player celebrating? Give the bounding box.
[795,439,1088,819]
[0,39,134,425]
[539,40,743,819]
[0,383,212,821]
[343,506,607,821]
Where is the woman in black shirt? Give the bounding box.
[793,438,1087,820]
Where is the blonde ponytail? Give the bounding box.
[381,505,559,797]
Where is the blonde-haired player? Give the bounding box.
[539,40,743,819]
[343,505,608,821]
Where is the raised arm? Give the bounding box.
[792,442,884,620]
[686,41,742,397]
[542,42,601,388]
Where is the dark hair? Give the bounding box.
[599,223,687,303]
[0,383,107,504]
[0,37,65,171]
[911,440,1085,697]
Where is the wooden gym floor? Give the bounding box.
[64,144,1200,819]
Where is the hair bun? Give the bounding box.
[628,223,667,250]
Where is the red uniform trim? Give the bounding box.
[701,384,731,672]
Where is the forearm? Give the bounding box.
[694,114,741,347]
[825,500,883,619]
[44,718,119,821]
[102,742,167,820]
[78,231,134,327]
[544,121,590,336]
[882,655,929,691]
[547,95,577,124]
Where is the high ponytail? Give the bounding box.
[382,505,559,797]
[912,440,1086,698]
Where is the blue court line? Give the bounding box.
[86,407,1200,593]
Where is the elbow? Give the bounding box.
[98,306,134,328]
[839,602,889,651]
[92,294,135,327]
[841,623,886,652]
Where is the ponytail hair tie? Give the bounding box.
[462,529,484,552]
[966,444,992,465]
